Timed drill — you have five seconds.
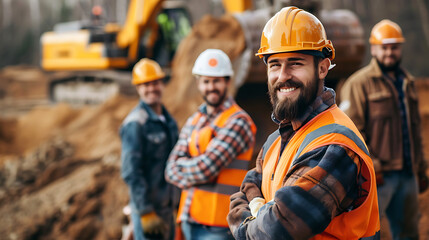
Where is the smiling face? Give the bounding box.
[197,75,229,109]
[267,52,329,121]
[371,43,402,71]
[136,79,164,106]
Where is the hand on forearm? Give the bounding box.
[228,191,252,235]
[241,170,264,200]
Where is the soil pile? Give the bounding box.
[163,14,246,127]
[0,84,138,239]
[0,65,48,100]
[0,65,50,119]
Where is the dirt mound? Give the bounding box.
[0,65,48,100]
[163,14,246,126]
[0,65,51,118]
[0,93,137,240]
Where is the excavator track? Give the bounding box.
[47,70,136,105]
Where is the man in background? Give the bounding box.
[340,19,429,239]
[165,49,256,240]
[121,58,178,240]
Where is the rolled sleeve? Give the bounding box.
[166,116,255,189]
[230,145,362,239]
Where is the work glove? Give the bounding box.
[140,211,167,237]
[418,172,429,194]
[249,197,265,217]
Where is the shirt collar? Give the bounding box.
[370,57,408,79]
[272,87,336,131]
[139,100,167,121]
[198,96,234,118]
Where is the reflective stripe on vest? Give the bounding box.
[262,105,380,239]
[177,103,256,227]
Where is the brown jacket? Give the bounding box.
[340,58,427,175]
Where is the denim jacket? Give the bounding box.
[120,100,178,216]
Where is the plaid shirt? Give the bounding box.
[228,88,368,239]
[165,97,255,223]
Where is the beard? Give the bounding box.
[269,76,320,122]
[203,89,227,108]
[142,90,162,106]
[377,57,401,72]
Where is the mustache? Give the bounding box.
[273,79,304,90]
[146,90,161,95]
[205,90,221,95]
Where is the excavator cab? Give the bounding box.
[146,4,192,67]
[40,0,191,104]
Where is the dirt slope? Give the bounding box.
[163,14,246,127]
[0,67,138,239]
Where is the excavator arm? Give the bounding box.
[222,0,253,13]
[116,0,164,62]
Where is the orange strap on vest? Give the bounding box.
[262,106,380,239]
[177,103,256,227]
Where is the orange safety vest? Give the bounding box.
[262,105,380,239]
[177,103,256,227]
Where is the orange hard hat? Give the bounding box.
[256,6,335,61]
[369,19,405,45]
[132,58,165,85]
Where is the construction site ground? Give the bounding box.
[1,64,429,240]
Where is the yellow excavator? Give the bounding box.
[40,0,253,104]
[40,0,365,105]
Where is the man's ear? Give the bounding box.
[318,58,330,79]
[370,45,377,57]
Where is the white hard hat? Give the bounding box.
[192,49,234,77]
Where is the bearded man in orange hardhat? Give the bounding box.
[120,58,179,240]
[341,19,428,239]
[227,6,380,239]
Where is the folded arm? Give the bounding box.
[228,144,363,239]
[165,117,255,189]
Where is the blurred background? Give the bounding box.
[1,0,428,75]
[0,0,428,240]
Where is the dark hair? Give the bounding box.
[313,55,323,69]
